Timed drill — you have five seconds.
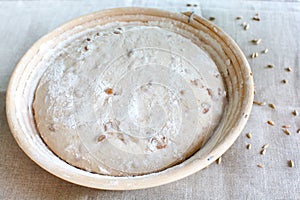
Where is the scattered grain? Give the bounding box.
[209,17,215,21]
[186,3,192,7]
[251,52,258,58]
[113,30,121,34]
[97,135,106,142]
[244,23,250,30]
[246,132,252,139]
[292,110,298,116]
[283,129,290,135]
[118,134,126,143]
[260,149,266,155]
[262,144,269,149]
[267,120,275,126]
[268,103,276,110]
[297,128,300,134]
[207,88,213,96]
[246,144,251,150]
[216,157,222,165]
[288,160,294,168]
[257,164,264,168]
[282,125,291,129]
[48,124,55,132]
[190,79,198,86]
[84,46,88,51]
[252,16,260,21]
[157,143,167,149]
[252,39,262,45]
[266,64,274,68]
[104,88,113,95]
[281,79,287,84]
[236,16,243,20]
[253,100,266,106]
[263,48,269,54]
[285,67,292,72]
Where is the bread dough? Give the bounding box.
[33,21,226,176]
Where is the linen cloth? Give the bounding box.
[0,1,299,199]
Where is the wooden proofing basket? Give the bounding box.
[6,7,254,190]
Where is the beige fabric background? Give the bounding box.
[0,0,299,199]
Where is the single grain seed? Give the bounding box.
[281,79,287,84]
[266,64,274,68]
[246,144,251,150]
[288,160,294,168]
[253,16,260,21]
[283,129,290,135]
[186,3,192,7]
[297,128,300,134]
[97,135,106,142]
[216,157,222,165]
[244,24,250,30]
[252,39,262,45]
[193,4,198,7]
[84,46,89,51]
[285,67,292,72]
[236,16,243,20]
[118,134,125,143]
[251,52,258,58]
[292,110,298,116]
[113,30,121,34]
[246,132,252,139]
[262,144,269,149]
[209,17,215,21]
[256,39,262,44]
[268,103,276,109]
[104,88,113,95]
[156,143,167,149]
[257,164,264,168]
[260,149,266,155]
[253,100,266,106]
[263,48,269,54]
[282,125,291,129]
[267,120,275,126]
[48,124,55,132]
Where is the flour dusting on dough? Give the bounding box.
[33,21,226,176]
